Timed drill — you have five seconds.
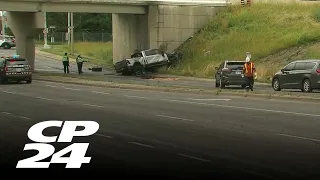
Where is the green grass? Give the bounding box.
[41,42,113,67]
[165,2,320,81]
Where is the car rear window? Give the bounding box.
[226,62,245,70]
[6,58,28,65]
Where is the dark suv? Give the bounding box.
[215,60,246,88]
[272,60,320,92]
[0,56,32,84]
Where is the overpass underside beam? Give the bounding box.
[7,12,45,71]
[0,1,147,14]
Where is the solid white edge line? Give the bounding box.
[124,95,148,99]
[160,99,320,117]
[36,97,52,101]
[276,133,320,142]
[128,142,154,148]
[156,114,194,122]
[178,153,211,162]
[187,98,231,101]
[92,91,110,95]
[83,104,104,108]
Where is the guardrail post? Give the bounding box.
[241,0,245,7]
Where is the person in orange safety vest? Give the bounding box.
[242,52,256,91]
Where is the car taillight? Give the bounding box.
[4,66,8,71]
[316,69,320,73]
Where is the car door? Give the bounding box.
[279,62,296,88]
[288,62,306,88]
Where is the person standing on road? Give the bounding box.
[76,55,85,74]
[62,53,70,74]
[242,52,256,91]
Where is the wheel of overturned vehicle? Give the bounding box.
[133,64,144,77]
[272,78,281,91]
[3,43,11,49]
[302,78,312,92]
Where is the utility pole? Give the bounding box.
[67,12,70,46]
[1,11,5,35]
[43,12,50,49]
[70,12,74,55]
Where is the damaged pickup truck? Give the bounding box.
[114,49,169,76]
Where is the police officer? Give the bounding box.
[242,52,256,91]
[62,53,70,74]
[76,55,84,74]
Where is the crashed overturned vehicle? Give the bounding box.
[114,49,169,76]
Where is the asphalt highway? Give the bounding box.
[0,80,320,179]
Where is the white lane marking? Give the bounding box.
[19,116,31,120]
[3,91,17,94]
[96,133,113,139]
[160,99,320,118]
[128,142,154,148]
[83,104,104,108]
[64,87,80,91]
[44,66,52,69]
[124,95,148,99]
[92,91,110,95]
[45,84,58,88]
[276,133,320,143]
[178,153,211,162]
[156,114,194,122]
[36,96,52,101]
[187,98,231,101]
[1,112,11,115]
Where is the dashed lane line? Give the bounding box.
[1,112,12,115]
[124,95,148,99]
[1,112,32,120]
[156,114,194,122]
[92,91,110,95]
[128,142,155,148]
[178,153,211,162]
[83,103,104,108]
[276,133,320,143]
[35,96,52,101]
[95,133,113,139]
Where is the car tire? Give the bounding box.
[219,79,225,89]
[302,78,312,92]
[3,43,11,49]
[133,64,144,77]
[26,78,32,84]
[272,78,281,91]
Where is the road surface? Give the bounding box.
[0,48,275,91]
[0,81,320,179]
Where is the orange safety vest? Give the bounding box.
[243,62,255,77]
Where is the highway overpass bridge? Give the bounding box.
[0,0,228,70]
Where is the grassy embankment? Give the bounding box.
[39,42,113,67]
[41,3,320,82]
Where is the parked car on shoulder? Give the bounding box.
[0,35,16,49]
[272,59,320,92]
[0,55,32,84]
[114,49,169,76]
[215,60,246,88]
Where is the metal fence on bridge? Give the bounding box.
[36,32,112,43]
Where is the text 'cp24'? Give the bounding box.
[16,120,100,168]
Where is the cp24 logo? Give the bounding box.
[16,120,99,168]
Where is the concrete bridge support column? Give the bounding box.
[112,13,149,63]
[7,12,44,71]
